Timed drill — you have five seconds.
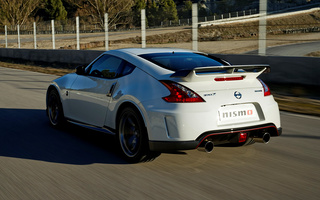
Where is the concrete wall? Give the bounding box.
[0,48,319,86]
[0,48,104,66]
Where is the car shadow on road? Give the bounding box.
[0,108,128,165]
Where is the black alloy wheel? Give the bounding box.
[47,89,65,127]
[117,107,159,163]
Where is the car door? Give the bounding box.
[66,54,123,127]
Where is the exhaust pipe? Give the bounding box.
[197,141,214,153]
[252,132,271,144]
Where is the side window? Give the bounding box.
[120,62,135,76]
[88,55,123,79]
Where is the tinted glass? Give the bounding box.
[139,52,224,71]
[120,62,135,76]
[88,55,123,79]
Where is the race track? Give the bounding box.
[0,67,319,200]
[246,41,320,56]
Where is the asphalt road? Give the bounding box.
[0,67,320,200]
[246,41,320,56]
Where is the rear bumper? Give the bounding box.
[149,123,282,152]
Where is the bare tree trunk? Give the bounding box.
[87,0,134,29]
[0,0,42,26]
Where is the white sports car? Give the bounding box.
[46,48,282,162]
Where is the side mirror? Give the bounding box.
[76,65,86,75]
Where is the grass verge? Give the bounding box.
[0,61,74,76]
[305,51,320,57]
[274,95,320,117]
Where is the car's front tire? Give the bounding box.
[47,89,65,127]
[117,107,159,163]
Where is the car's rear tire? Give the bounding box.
[47,89,65,127]
[117,107,159,163]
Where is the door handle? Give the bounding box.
[107,82,117,97]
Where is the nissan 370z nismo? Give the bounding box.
[46,48,282,163]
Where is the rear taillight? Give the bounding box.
[239,133,247,143]
[258,79,271,96]
[160,80,205,103]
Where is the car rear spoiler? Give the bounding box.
[170,65,270,82]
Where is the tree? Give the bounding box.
[158,0,178,22]
[132,0,146,26]
[64,0,134,29]
[38,0,68,20]
[146,0,158,26]
[86,0,134,29]
[0,0,43,26]
[198,1,210,18]
[178,0,192,19]
[63,0,89,17]
[215,0,229,14]
[62,0,86,16]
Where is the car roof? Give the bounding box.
[102,48,206,80]
[109,48,196,56]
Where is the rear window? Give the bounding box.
[139,52,224,71]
